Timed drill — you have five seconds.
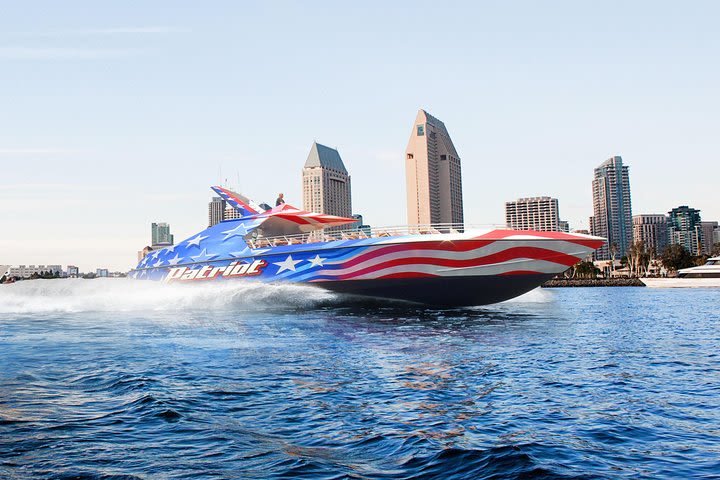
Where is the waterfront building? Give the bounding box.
[405,109,463,228]
[224,207,245,221]
[151,222,174,247]
[699,221,719,254]
[137,245,154,262]
[208,196,226,227]
[351,214,371,236]
[590,156,633,260]
[505,196,563,232]
[668,205,702,255]
[8,265,63,278]
[558,220,570,233]
[67,265,79,278]
[302,142,352,219]
[96,269,109,278]
[715,226,720,245]
[632,214,669,256]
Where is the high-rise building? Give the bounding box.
[590,156,633,260]
[208,196,226,227]
[67,265,79,278]
[668,205,702,255]
[151,222,174,247]
[699,221,719,255]
[558,220,570,233]
[632,214,669,256]
[505,196,562,231]
[405,109,463,228]
[302,142,352,219]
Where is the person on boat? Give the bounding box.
[275,193,285,206]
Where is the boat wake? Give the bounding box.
[0,278,337,314]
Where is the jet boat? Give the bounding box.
[130,186,605,306]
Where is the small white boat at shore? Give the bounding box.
[641,256,720,288]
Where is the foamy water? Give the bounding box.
[0,278,551,314]
[0,278,336,314]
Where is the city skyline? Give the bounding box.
[2,1,719,270]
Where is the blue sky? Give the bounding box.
[1,1,718,271]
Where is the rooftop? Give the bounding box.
[304,142,348,174]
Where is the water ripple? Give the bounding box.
[1,281,719,478]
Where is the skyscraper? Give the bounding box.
[505,196,562,231]
[632,214,669,256]
[699,221,719,255]
[302,142,352,218]
[590,156,633,260]
[668,206,703,255]
[151,222,174,247]
[208,196,226,227]
[405,109,463,228]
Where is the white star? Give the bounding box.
[163,244,176,254]
[166,253,183,265]
[221,223,248,240]
[191,248,217,263]
[186,234,208,248]
[307,255,326,267]
[273,255,301,273]
[153,258,165,267]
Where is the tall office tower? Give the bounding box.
[668,206,703,255]
[505,196,561,231]
[699,221,719,254]
[632,214,669,256]
[302,142,352,218]
[405,109,463,228]
[151,222,174,246]
[589,156,633,260]
[208,196,226,227]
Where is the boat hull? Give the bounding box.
[316,273,555,306]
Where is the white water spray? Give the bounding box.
[0,278,336,314]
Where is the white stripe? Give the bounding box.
[322,240,593,277]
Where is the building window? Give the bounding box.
[417,125,424,136]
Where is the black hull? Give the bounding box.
[315,274,555,307]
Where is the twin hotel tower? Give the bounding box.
[208,109,465,230]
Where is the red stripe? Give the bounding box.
[216,186,258,214]
[339,240,497,270]
[335,246,581,280]
[475,230,604,249]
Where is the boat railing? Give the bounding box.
[245,223,504,249]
